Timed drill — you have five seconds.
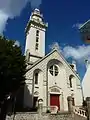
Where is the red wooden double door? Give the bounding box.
[50,94,60,110]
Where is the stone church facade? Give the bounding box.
[23,8,83,111]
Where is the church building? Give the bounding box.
[23,8,83,111]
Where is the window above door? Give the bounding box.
[49,65,59,76]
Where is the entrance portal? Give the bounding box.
[33,97,38,109]
[50,94,60,110]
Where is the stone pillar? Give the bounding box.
[67,96,73,113]
[38,99,43,115]
[86,97,90,120]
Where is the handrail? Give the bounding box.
[73,106,87,118]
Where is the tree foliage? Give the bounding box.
[0,36,26,102]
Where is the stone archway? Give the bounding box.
[49,86,61,111]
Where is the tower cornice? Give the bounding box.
[25,19,48,34]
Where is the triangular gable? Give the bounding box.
[27,48,81,80]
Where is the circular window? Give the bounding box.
[49,65,59,76]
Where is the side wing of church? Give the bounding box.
[82,60,90,99]
[23,9,83,111]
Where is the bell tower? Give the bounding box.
[25,8,48,63]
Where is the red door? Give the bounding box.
[50,94,60,110]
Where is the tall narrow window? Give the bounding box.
[72,98,75,106]
[36,37,39,42]
[33,97,38,108]
[36,30,39,37]
[69,77,72,88]
[35,43,38,50]
[35,30,39,50]
[35,73,38,84]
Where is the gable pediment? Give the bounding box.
[27,49,80,80]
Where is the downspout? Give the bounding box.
[46,66,48,106]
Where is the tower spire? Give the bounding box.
[25,8,48,63]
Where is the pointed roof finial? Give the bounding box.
[34,8,40,12]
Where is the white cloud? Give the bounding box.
[72,23,83,29]
[14,40,20,47]
[63,45,90,60]
[49,42,61,51]
[0,11,8,34]
[49,42,90,62]
[0,0,42,34]
[30,0,42,8]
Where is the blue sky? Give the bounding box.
[1,0,90,79]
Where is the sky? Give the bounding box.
[0,0,90,80]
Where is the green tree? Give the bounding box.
[0,36,26,120]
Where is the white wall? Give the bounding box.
[47,60,66,110]
[25,9,47,63]
[24,50,83,110]
[25,26,45,56]
[82,64,90,99]
[34,70,44,100]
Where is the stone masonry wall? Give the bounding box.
[6,96,87,120]
[74,114,87,120]
[6,112,87,120]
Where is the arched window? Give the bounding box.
[49,65,59,76]
[35,73,38,84]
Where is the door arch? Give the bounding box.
[49,87,61,111]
